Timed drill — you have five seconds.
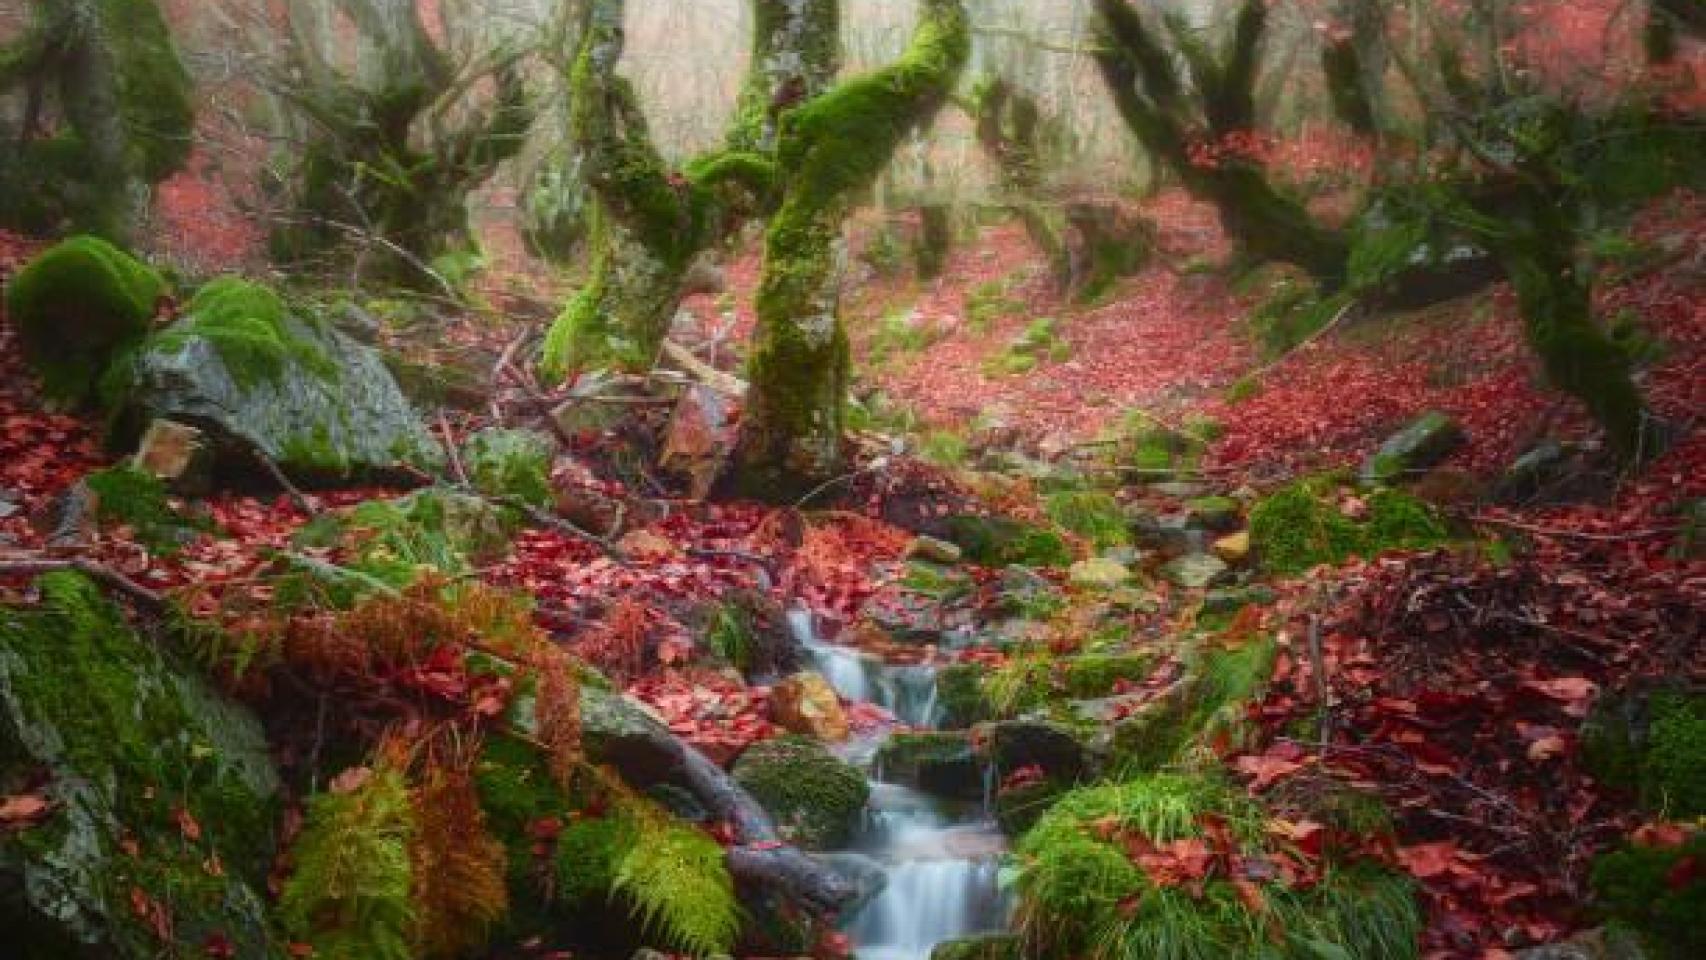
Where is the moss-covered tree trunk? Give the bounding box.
[730,0,971,501]
[0,0,193,241]
[1092,0,1350,283]
[541,0,836,379]
[973,77,1072,290]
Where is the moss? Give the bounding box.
[279,769,416,960]
[462,428,554,507]
[1017,773,1419,960]
[943,515,1073,568]
[5,236,166,406]
[1591,832,1706,960]
[1112,639,1276,772]
[731,735,870,850]
[1064,653,1153,699]
[103,0,195,182]
[84,464,204,551]
[937,663,994,728]
[553,813,636,906]
[152,278,336,390]
[0,573,280,955]
[1185,495,1241,530]
[931,933,1023,960]
[869,309,946,364]
[1043,492,1129,552]
[1250,479,1447,575]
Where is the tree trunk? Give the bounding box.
[731,0,843,152]
[730,0,971,502]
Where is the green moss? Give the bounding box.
[554,813,636,906]
[1250,479,1447,575]
[1017,774,1418,960]
[0,573,280,954]
[870,309,945,364]
[1643,692,1706,817]
[279,769,415,960]
[732,735,870,850]
[5,236,166,406]
[103,0,195,182]
[1112,639,1277,773]
[966,278,1026,330]
[1249,277,1350,358]
[462,428,554,507]
[1044,492,1129,551]
[1064,653,1153,699]
[85,464,204,551]
[943,515,1073,568]
[153,279,335,390]
[1591,832,1706,960]
[937,663,994,728]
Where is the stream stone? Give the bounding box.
[1185,495,1242,532]
[770,671,850,743]
[988,720,1088,783]
[1068,557,1132,590]
[1362,411,1465,485]
[732,736,869,849]
[874,732,985,802]
[1163,553,1230,589]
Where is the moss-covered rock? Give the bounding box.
[875,731,985,802]
[1591,831,1704,960]
[936,663,994,729]
[1362,412,1467,486]
[732,736,869,849]
[0,573,281,956]
[1582,688,1706,818]
[1184,495,1243,532]
[1249,478,1448,575]
[1111,638,1277,772]
[1063,653,1153,700]
[5,236,166,406]
[930,933,1023,960]
[1015,774,1420,960]
[462,428,555,507]
[942,515,1073,568]
[115,279,443,482]
[988,720,1088,785]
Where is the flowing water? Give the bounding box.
[787,609,1012,960]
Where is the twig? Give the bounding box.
[1467,513,1682,542]
[440,414,469,486]
[1242,298,1360,384]
[660,339,747,397]
[0,556,167,616]
[255,452,318,516]
[481,491,626,559]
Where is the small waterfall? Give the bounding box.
[785,605,1013,960]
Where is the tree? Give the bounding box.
[539,0,839,378]
[729,0,971,500]
[0,0,194,242]
[1091,0,1350,283]
[258,0,536,290]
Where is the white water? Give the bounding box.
[786,608,1011,960]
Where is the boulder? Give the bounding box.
[874,732,985,802]
[659,384,735,500]
[117,278,442,483]
[732,736,870,850]
[1127,508,1195,557]
[988,720,1088,783]
[771,672,850,742]
[816,853,889,917]
[1362,411,1465,485]
[1163,553,1230,589]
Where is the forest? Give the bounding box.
[0,1,1701,958]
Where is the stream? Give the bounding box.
[787,610,1012,960]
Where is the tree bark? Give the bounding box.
[730,0,971,502]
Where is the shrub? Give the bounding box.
[1591,832,1706,960]
[462,428,554,507]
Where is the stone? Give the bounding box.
[1203,585,1277,616]
[1128,509,1195,557]
[131,418,213,495]
[906,535,964,565]
[1212,530,1251,564]
[1150,480,1208,499]
[770,672,850,742]
[1069,557,1132,590]
[121,280,442,483]
[1163,553,1230,589]
[988,720,1088,783]
[874,731,985,801]
[1512,927,1650,960]
[817,853,889,917]
[935,663,993,729]
[732,735,869,849]
[1185,495,1242,532]
[659,384,735,500]
[1362,411,1466,485]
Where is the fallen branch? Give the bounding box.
[1242,298,1359,385]
[1466,512,1682,542]
[660,339,747,398]
[255,452,319,516]
[0,556,167,616]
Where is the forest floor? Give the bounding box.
[1,188,1703,959]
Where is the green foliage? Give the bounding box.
[966,278,1027,330]
[1249,276,1348,358]
[153,279,336,389]
[1046,491,1130,551]
[1113,639,1277,773]
[279,769,416,960]
[104,0,195,182]
[611,801,740,956]
[870,309,946,364]
[1643,693,1706,817]
[1017,774,1419,960]
[1249,479,1447,575]
[937,662,995,727]
[553,813,636,906]
[5,236,166,406]
[986,649,1054,718]
[85,464,204,551]
[919,429,970,467]
[287,490,515,603]
[943,514,1074,568]
[985,317,1071,377]
[1591,832,1706,960]
[462,428,554,507]
[1064,653,1153,699]
[732,735,870,849]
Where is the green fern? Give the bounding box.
[279,769,416,960]
[611,800,741,956]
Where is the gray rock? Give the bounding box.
[817,852,889,917]
[1362,411,1465,485]
[989,720,1088,782]
[125,305,441,483]
[1164,553,1230,589]
[875,731,985,802]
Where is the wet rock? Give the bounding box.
[1150,480,1208,499]
[1128,508,1194,557]
[732,735,869,849]
[817,853,889,917]
[988,720,1087,783]
[770,672,850,743]
[578,685,681,784]
[906,535,964,565]
[875,731,985,802]
[936,663,994,729]
[1362,411,1465,485]
[1185,495,1242,532]
[1069,557,1132,591]
[1163,553,1230,589]
[994,778,1068,836]
[131,418,213,495]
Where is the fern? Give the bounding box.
[409,760,510,958]
[611,798,741,956]
[279,768,416,960]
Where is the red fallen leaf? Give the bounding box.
[204,932,236,957]
[1665,854,1699,891]
[1526,735,1567,761]
[1520,677,1597,708]
[175,806,202,842]
[1267,818,1327,855]
[529,816,565,841]
[1234,752,1306,791]
[286,943,316,957]
[0,793,51,826]
[1632,822,1690,849]
[329,766,372,794]
[1396,842,1458,880]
